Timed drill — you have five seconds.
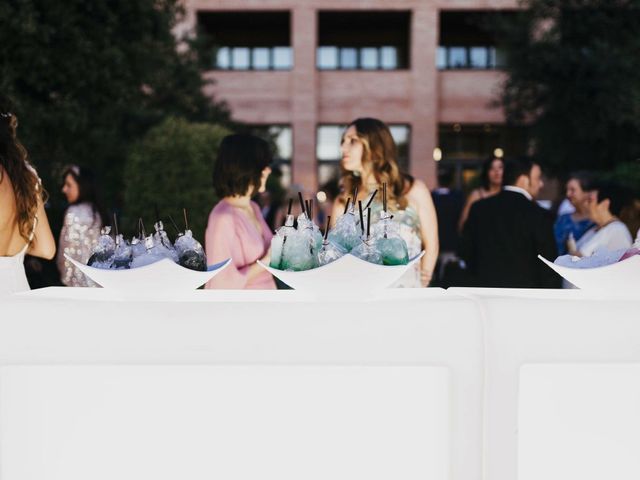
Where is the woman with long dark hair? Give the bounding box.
[331,118,439,287]
[56,165,108,286]
[0,97,56,294]
[458,156,504,232]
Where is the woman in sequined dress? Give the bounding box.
[330,118,439,287]
[56,165,107,286]
[0,97,56,295]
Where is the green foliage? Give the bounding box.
[123,117,229,242]
[497,0,640,174]
[0,0,229,211]
[605,161,640,197]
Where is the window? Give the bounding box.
[231,47,250,70]
[272,47,293,70]
[438,10,515,70]
[380,47,399,70]
[216,47,230,69]
[317,46,400,70]
[360,47,379,70]
[198,11,293,71]
[252,48,270,70]
[213,46,292,70]
[339,48,358,70]
[469,47,488,68]
[317,47,339,69]
[317,11,410,70]
[448,47,467,68]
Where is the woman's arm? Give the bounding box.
[409,180,439,287]
[28,195,56,260]
[457,189,481,233]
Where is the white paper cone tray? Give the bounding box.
[64,254,231,293]
[538,254,640,292]
[259,251,425,294]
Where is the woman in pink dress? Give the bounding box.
[205,134,275,289]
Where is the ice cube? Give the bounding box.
[328,211,361,252]
[351,239,383,265]
[318,240,347,266]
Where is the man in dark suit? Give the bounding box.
[459,158,560,288]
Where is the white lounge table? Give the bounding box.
[2,287,639,480]
[450,287,640,480]
[1,288,483,480]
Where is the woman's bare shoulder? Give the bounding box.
[406,178,430,201]
[468,188,485,201]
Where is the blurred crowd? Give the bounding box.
[3,98,638,292]
[430,157,638,288]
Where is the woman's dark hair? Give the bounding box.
[480,156,504,190]
[62,165,108,226]
[567,170,594,192]
[590,180,631,217]
[213,134,272,198]
[341,118,413,210]
[0,95,45,241]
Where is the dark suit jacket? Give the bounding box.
[432,188,464,253]
[459,190,561,288]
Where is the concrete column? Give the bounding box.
[291,6,318,194]
[410,6,439,189]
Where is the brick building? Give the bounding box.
[180,0,523,193]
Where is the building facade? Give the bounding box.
[180,0,520,193]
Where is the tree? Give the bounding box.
[124,117,229,242]
[497,0,640,174]
[0,0,229,211]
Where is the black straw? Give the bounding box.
[287,198,293,215]
[112,213,119,237]
[324,216,331,241]
[383,182,387,212]
[183,208,189,231]
[367,207,371,239]
[309,199,314,221]
[358,200,364,235]
[343,197,351,215]
[298,192,306,217]
[365,189,378,209]
[353,186,359,205]
[167,215,181,234]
